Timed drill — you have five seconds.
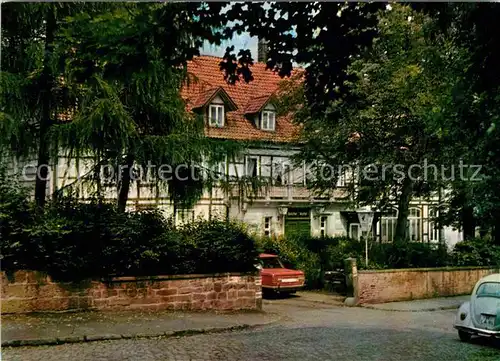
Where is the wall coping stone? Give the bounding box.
[359,266,499,274]
[104,272,258,283]
[1,271,258,284]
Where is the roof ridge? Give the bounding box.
[195,54,271,67]
[249,94,272,100]
[183,55,300,143]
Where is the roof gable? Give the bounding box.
[191,86,238,112]
[181,56,301,143]
[245,94,276,115]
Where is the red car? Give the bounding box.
[258,253,305,294]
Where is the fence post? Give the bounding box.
[344,257,359,306]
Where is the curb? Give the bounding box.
[360,304,461,312]
[2,317,282,348]
[2,324,256,347]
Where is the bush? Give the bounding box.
[367,241,450,269]
[256,235,322,288]
[1,191,259,280]
[451,238,500,267]
[0,171,34,270]
[180,219,259,274]
[255,234,455,289]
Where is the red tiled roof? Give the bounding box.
[191,86,237,111]
[182,56,301,143]
[191,87,220,109]
[245,94,273,114]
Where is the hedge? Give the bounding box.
[1,181,258,281]
[255,234,500,289]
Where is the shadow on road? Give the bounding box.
[467,336,500,349]
[262,290,300,300]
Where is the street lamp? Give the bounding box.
[357,209,375,267]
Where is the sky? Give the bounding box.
[201,32,257,58]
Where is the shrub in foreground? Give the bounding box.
[1,190,259,280]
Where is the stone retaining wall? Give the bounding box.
[1,271,262,314]
[349,263,498,304]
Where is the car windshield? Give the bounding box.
[261,257,284,269]
[476,282,500,298]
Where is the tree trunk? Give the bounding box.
[35,7,56,208]
[394,176,413,243]
[494,225,500,245]
[493,210,500,244]
[117,154,134,212]
[208,187,213,220]
[462,205,475,240]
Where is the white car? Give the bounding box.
[454,273,500,342]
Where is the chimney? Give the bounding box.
[257,38,269,63]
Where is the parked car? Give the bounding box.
[454,273,500,342]
[257,253,305,294]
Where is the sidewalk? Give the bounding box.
[361,295,470,312]
[1,309,280,347]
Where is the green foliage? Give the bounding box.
[451,238,500,267]
[1,3,246,209]
[180,219,260,274]
[256,235,322,289]
[0,166,33,268]
[368,241,450,269]
[255,234,462,289]
[1,189,259,281]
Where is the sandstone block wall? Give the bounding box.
[1,271,262,313]
[355,267,498,304]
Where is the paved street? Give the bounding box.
[3,297,500,361]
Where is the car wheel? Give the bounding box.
[458,330,472,342]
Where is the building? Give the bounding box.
[179,55,463,245]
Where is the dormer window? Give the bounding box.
[261,110,276,131]
[209,104,224,127]
[191,87,236,128]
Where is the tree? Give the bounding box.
[1,2,242,211]
[221,2,383,115]
[280,5,467,242]
[0,3,100,207]
[430,4,500,242]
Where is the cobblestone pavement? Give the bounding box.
[4,300,500,361]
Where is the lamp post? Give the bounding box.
[357,209,374,267]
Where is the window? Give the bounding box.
[177,208,194,225]
[264,216,272,237]
[380,208,397,243]
[209,104,224,127]
[428,207,440,242]
[320,216,327,237]
[350,223,361,240]
[476,282,500,298]
[261,111,276,131]
[272,158,285,185]
[292,162,306,185]
[305,163,315,185]
[260,157,272,178]
[211,157,227,181]
[408,207,422,241]
[336,169,347,187]
[261,257,284,269]
[246,157,259,177]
